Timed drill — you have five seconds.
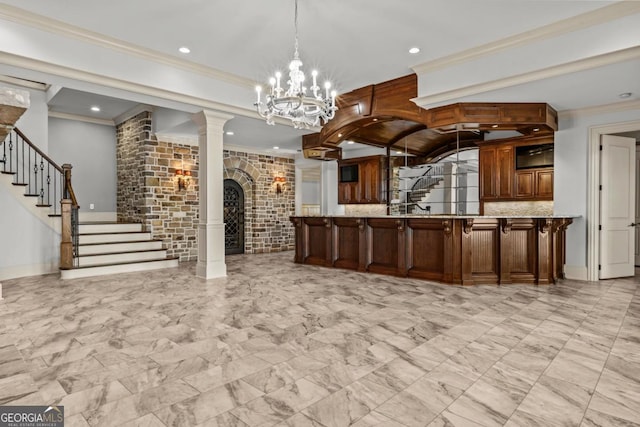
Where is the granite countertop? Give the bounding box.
[294,214,580,219]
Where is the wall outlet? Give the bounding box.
[89,203,95,210]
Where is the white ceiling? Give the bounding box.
[48,88,138,121]
[1,0,638,152]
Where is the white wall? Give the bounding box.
[342,146,386,159]
[4,83,48,152]
[0,85,59,280]
[0,181,60,280]
[555,106,640,278]
[301,181,320,204]
[48,117,117,212]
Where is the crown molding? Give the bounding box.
[0,4,254,89]
[155,133,198,146]
[412,1,640,75]
[413,45,640,108]
[223,143,297,159]
[0,51,265,119]
[0,74,47,90]
[558,99,640,119]
[114,104,154,125]
[48,110,115,126]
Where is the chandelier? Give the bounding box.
[254,0,337,129]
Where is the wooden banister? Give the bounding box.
[60,164,78,269]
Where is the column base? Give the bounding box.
[196,261,227,280]
[196,223,227,280]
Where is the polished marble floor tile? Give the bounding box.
[0,252,639,426]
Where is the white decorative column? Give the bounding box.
[192,110,234,279]
[321,161,344,215]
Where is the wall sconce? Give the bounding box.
[274,176,286,194]
[176,169,191,191]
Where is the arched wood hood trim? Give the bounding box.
[303,74,558,161]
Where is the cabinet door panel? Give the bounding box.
[516,171,534,198]
[338,182,359,204]
[479,148,497,199]
[497,147,514,198]
[360,160,378,203]
[536,170,553,198]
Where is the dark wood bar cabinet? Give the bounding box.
[290,216,573,286]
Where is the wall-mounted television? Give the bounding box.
[515,143,554,170]
[339,164,359,182]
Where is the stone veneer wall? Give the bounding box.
[223,150,296,253]
[116,111,149,223]
[117,111,296,261]
[117,111,199,260]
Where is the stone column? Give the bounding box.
[192,110,233,279]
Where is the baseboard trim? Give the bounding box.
[564,265,589,282]
[0,262,58,281]
[78,211,117,222]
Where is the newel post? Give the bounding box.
[60,164,73,269]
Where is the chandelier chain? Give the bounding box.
[294,0,299,59]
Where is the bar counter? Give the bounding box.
[290,215,573,286]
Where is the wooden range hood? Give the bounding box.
[303,74,558,161]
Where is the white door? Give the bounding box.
[600,135,636,279]
[636,145,640,267]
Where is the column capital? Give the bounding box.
[192,110,234,129]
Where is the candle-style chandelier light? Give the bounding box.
[254,0,337,129]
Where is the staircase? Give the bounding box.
[61,222,178,279]
[2,125,179,280]
[408,178,445,214]
[403,163,446,214]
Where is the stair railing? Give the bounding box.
[405,163,446,205]
[410,163,445,194]
[1,127,79,268]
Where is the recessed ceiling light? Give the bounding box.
[396,150,403,154]
[338,133,343,138]
[533,128,540,132]
[90,106,100,112]
[273,146,279,150]
[347,141,354,145]
[491,124,498,128]
[409,47,420,54]
[179,46,191,54]
[373,118,378,122]
[619,92,632,98]
[225,131,234,136]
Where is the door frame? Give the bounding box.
[223,178,245,255]
[587,118,640,281]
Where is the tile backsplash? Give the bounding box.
[344,204,388,216]
[483,201,553,216]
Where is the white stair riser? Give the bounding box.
[79,233,151,244]
[61,259,179,280]
[78,250,168,267]
[79,223,142,234]
[78,241,163,255]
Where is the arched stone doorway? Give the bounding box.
[224,179,245,254]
